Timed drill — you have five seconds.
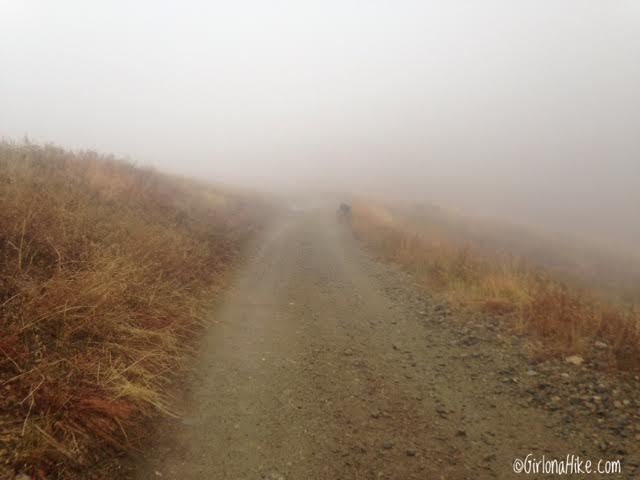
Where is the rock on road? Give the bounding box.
[135,208,636,479]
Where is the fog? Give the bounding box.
[1,1,639,244]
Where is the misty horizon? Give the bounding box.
[2,1,639,244]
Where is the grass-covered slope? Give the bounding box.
[0,142,265,478]
[351,198,640,372]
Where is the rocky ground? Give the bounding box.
[373,262,640,479]
[407,299,640,477]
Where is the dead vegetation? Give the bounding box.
[350,198,640,371]
[0,141,265,478]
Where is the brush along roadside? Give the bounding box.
[0,142,269,478]
[349,198,640,372]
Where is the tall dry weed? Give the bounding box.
[351,198,640,371]
[0,141,265,477]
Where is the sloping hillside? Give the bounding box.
[351,198,640,371]
[0,142,266,478]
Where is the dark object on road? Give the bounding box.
[337,203,352,222]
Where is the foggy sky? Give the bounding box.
[1,1,639,242]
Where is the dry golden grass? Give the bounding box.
[351,198,640,371]
[0,141,266,478]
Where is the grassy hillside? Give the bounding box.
[0,142,266,478]
[351,198,640,371]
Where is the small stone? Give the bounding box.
[406,448,417,457]
[614,400,624,409]
[622,399,631,406]
[594,341,608,349]
[560,372,570,378]
[343,349,354,356]
[565,355,584,366]
[594,383,607,393]
[526,369,538,377]
[154,472,163,478]
[371,411,380,419]
[382,442,394,450]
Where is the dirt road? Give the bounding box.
[136,209,637,479]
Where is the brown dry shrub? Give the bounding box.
[351,197,640,371]
[0,141,266,477]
